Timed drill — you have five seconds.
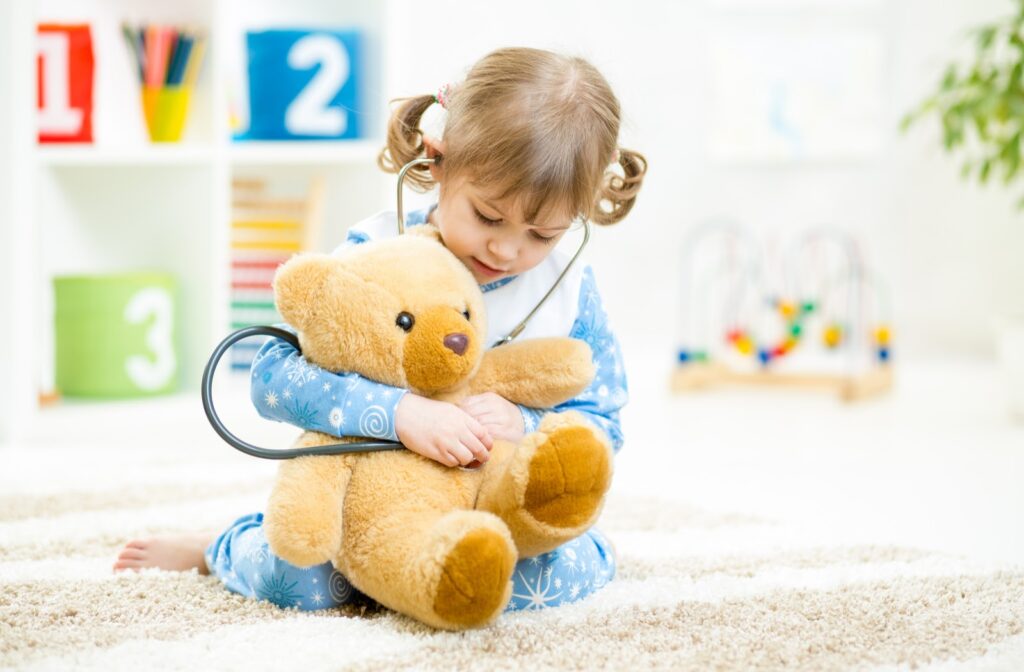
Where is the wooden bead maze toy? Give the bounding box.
[671,220,893,401]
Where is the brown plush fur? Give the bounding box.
[264,230,614,630]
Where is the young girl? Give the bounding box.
[115,47,646,613]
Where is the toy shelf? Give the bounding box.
[36,145,216,166]
[0,0,398,442]
[228,140,381,166]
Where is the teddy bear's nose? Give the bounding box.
[443,333,469,356]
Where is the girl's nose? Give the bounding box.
[487,237,517,262]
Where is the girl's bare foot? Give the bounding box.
[113,533,215,574]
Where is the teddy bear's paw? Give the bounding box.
[523,416,613,533]
[431,517,516,628]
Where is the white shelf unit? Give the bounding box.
[1,0,398,442]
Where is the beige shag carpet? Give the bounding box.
[1,439,1023,672]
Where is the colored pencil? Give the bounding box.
[120,23,144,83]
[123,24,206,89]
[166,32,194,86]
[183,33,206,88]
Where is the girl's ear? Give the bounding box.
[423,135,446,181]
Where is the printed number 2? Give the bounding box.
[285,34,350,136]
[37,32,84,135]
[124,288,176,391]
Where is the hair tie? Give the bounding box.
[434,84,452,109]
[611,149,622,164]
[435,84,454,109]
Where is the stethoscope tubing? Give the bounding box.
[201,326,404,459]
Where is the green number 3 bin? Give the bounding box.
[54,273,179,398]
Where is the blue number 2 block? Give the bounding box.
[244,29,362,140]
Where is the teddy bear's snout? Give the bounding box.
[443,333,469,356]
[402,306,480,393]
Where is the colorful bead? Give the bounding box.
[677,350,690,363]
[823,324,843,348]
[874,326,891,345]
[778,301,798,320]
[757,349,772,365]
[877,347,890,362]
[736,336,755,355]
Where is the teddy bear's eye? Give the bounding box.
[462,309,471,321]
[396,312,415,332]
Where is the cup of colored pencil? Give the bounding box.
[121,23,206,143]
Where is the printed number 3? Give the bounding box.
[124,287,176,391]
[285,34,350,136]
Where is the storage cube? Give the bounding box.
[54,273,179,398]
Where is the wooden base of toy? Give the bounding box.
[670,362,893,402]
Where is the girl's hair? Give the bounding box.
[378,47,647,226]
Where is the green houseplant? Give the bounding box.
[902,1,1024,204]
[902,1,1024,421]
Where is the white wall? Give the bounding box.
[0,2,11,440]
[383,0,1024,365]
[0,1,34,440]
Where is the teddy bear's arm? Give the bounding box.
[264,438,353,568]
[469,338,594,408]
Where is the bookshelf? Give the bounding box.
[1,0,398,442]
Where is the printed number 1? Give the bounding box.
[285,34,350,136]
[37,32,84,135]
[124,287,176,391]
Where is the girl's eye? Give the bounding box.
[474,208,501,226]
[530,231,556,245]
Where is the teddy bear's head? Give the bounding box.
[273,233,487,396]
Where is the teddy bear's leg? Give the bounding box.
[340,506,517,630]
[264,452,351,568]
[475,411,613,558]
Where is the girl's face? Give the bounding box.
[431,176,573,285]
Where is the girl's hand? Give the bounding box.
[459,392,526,443]
[395,393,493,467]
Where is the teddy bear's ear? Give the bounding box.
[273,254,356,331]
[404,224,443,244]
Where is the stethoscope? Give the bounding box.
[201,157,590,460]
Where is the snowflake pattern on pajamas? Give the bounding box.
[206,513,616,613]
[250,336,406,442]
[282,356,319,387]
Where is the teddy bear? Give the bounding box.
[262,228,614,630]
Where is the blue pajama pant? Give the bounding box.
[205,513,615,612]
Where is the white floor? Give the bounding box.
[617,355,1024,564]
[4,356,1023,565]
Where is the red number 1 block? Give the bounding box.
[37,24,94,144]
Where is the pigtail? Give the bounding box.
[591,148,648,226]
[377,94,438,192]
